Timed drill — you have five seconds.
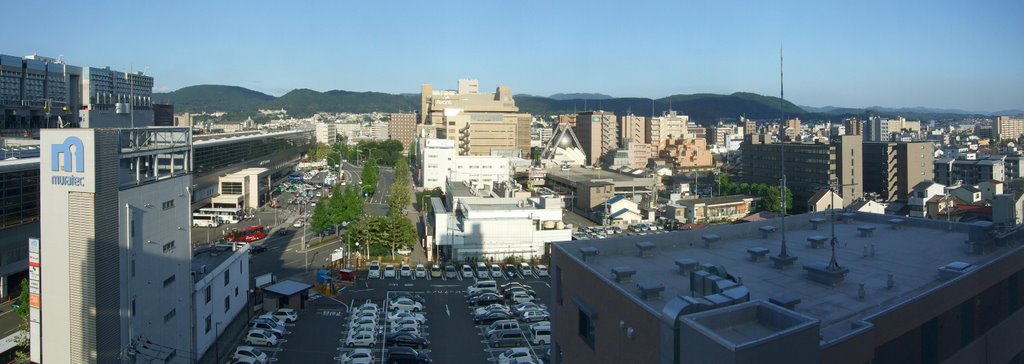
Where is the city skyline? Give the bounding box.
[3,0,1023,112]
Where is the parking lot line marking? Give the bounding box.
[445,304,450,317]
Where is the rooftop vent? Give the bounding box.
[579,246,600,262]
[611,266,636,283]
[938,261,974,281]
[635,241,655,257]
[637,281,664,300]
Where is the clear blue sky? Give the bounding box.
[5,0,1022,112]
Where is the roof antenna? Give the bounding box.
[771,44,796,269]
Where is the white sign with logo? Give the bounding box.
[41,131,96,193]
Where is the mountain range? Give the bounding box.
[153,85,1016,123]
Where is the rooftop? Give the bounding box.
[191,244,248,282]
[554,211,1017,343]
[546,166,655,185]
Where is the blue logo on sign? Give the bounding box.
[51,136,86,187]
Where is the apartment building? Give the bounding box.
[862,141,935,202]
[993,116,1024,141]
[574,111,618,166]
[315,122,337,145]
[741,135,863,209]
[659,137,713,170]
[933,157,1006,186]
[388,112,417,153]
[647,111,691,153]
[618,114,645,147]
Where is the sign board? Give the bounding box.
[330,247,345,263]
[28,237,41,363]
[254,273,275,288]
[315,269,331,284]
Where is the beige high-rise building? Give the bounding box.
[389,113,418,154]
[647,110,690,153]
[575,111,618,165]
[420,79,531,157]
[994,115,1024,141]
[618,114,646,147]
[742,116,757,135]
[557,114,577,129]
[844,118,864,136]
[660,137,713,170]
[783,118,801,141]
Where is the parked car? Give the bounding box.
[486,329,525,348]
[473,310,513,325]
[461,265,474,278]
[248,245,267,255]
[349,316,377,328]
[256,314,286,327]
[272,308,298,323]
[338,348,374,364]
[245,329,278,346]
[518,309,549,323]
[485,319,521,337]
[368,261,381,279]
[387,310,426,324]
[344,332,377,348]
[498,348,534,364]
[390,292,426,304]
[519,263,533,277]
[386,332,431,350]
[505,264,518,278]
[350,311,377,322]
[508,292,535,304]
[476,262,490,279]
[430,265,442,278]
[535,265,549,277]
[444,265,458,279]
[528,323,551,345]
[384,264,397,278]
[232,356,261,364]
[467,293,504,307]
[511,302,547,316]
[234,346,268,364]
[400,264,412,277]
[385,346,433,363]
[389,298,423,312]
[414,264,427,278]
[490,264,504,278]
[500,281,527,292]
[292,220,303,228]
[474,303,511,316]
[338,269,359,281]
[249,320,284,338]
[389,323,421,336]
[467,281,498,295]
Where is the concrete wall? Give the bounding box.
[192,247,251,361]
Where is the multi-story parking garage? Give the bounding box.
[0,129,311,299]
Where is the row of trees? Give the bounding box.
[331,139,405,167]
[309,184,365,235]
[717,175,793,213]
[388,158,411,213]
[361,158,379,196]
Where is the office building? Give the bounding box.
[153,104,174,127]
[32,128,246,363]
[429,182,571,261]
[315,122,337,145]
[862,141,935,202]
[1,54,82,131]
[647,111,691,153]
[741,135,863,209]
[420,79,532,157]
[419,138,512,193]
[389,112,417,153]
[550,211,1024,364]
[574,111,617,166]
[994,116,1024,141]
[933,157,1006,186]
[80,66,154,128]
[618,114,646,148]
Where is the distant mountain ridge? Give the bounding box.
[154,85,1015,123]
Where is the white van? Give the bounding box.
[468,280,498,295]
[476,262,489,279]
[529,323,551,345]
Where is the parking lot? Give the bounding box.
[228,262,552,363]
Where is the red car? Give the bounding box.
[338,269,358,281]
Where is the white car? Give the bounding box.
[245,329,278,347]
[344,332,377,348]
[535,265,549,277]
[389,323,421,335]
[357,301,379,311]
[519,310,549,323]
[461,265,474,278]
[490,265,504,278]
[292,220,303,228]
[272,308,298,323]
[497,348,533,364]
[519,263,533,277]
[387,310,427,324]
[388,297,423,312]
[474,303,510,316]
[349,311,377,322]
[257,314,286,327]
[400,264,412,277]
[234,346,268,364]
[338,348,374,364]
[414,264,427,278]
[347,324,378,338]
[368,262,381,279]
[383,264,397,278]
[508,292,535,305]
[349,316,377,327]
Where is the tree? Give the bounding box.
[362,158,379,195]
[329,185,363,234]
[415,188,444,213]
[11,279,29,363]
[388,159,412,213]
[307,142,331,161]
[309,199,331,234]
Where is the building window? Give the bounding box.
[163,274,175,287]
[205,315,211,333]
[163,308,176,323]
[224,296,230,313]
[162,200,174,210]
[235,287,239,297]
[205,286,211,303]
[162,241,175,253]
[578,308,596,349]
[225,269,230,286]
[131,299,135,317]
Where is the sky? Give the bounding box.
[4,0,1023,112]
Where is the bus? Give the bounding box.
[198,207,241,224]
[191,213,221,228]
[227,225,267,243]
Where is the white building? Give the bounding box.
[32,128,245,363]
[420,138,511,193]
[191,245,250,363]
[315,123,337,145]
[908,180,947,218]
[213,168,269,211]
[431,182,572,260]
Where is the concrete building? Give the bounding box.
[862,141,934,202]
[782,118,801,141]
[190,243,251,364]
[421,79,532,157]
[741,135,863,209]
[993,116,1024,141]
[618,114,645,148]
[659,137,713,171]
[574,111,617,166]
[866,117,920,142]
[992,193,1024,227]
[80,66,154,128]
[665,195,756,224]
[31,128,245,363]
[557,114,576,129]
[609,139,652,170]
[1,54,82,131]
[213,168,269,211]
[908,180,947,218]
[843,118,864,136]
[388,112,417,153]
[173,113,192,127]
[706,125,733,148]
[550,211,1024,364]
[933,157,1005,186]
[543,167,659,214]
[419,138,512,193]
[429,182,571,261]
[315,122,337,145]
[153,104,174,127]
[647,111,690,153]
[741,116,757,135]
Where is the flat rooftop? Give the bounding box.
[555,211,1017,342]
[546,167,653,184]
[191,244,246,281]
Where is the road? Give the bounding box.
[340,160,393,216]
